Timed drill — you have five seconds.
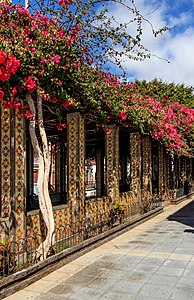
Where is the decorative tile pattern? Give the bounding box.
[1,108,11,218]
[180,156,186,185]
[55,143,61,193]
[67,113,77,215]
[96,147,102,197]
[163,152,170,200]
[15,112,25,240]
[67,113,85,222]
[142,136,152,193]
[158,143,164,196]
[78,114,85,220]
[105,125,119,202]
[130,133,141,198]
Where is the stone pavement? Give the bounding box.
[4,197,194,300]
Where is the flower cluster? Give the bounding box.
[0,4,193,156]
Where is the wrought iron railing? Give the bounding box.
[0,197,162,279]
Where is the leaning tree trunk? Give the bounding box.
[26,92,55,260]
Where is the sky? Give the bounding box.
[108,0,194,87]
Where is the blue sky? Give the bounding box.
[107,0,194,87]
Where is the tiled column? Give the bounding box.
[14,112,25,240]
[0,108,11,219]
[67,113,85,222]
[105,125,119,202]
[130,132,141,197]
[163,151,170,199]
[158,143,164,196]
[1,108,26,241]
[142,135,152,193]
[55,142,61,193]
[180,156,186,185]
[96,146,104,198]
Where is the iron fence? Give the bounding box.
[0,197,162,279]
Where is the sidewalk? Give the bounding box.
[4,197,194,300]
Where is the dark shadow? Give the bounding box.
[184,229,194,234]
[167,198,194,229]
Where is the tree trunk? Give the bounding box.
[26,92,55,260]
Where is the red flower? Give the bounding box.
[0,51,7,64]
[24,77,36,91]
[25,110,34,119]
[6,55,20,74]
[0,67,10,82]
[62,100,72,107]
[119,110,127,121]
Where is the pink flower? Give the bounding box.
[72,62,78,69]
[49,54,61,64]
[40,57,47,64]
[106,129,112,135]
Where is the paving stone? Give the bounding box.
[140,257,165,266]
[63,273,95,286]
[132,263,159,273]
[156,266,185,276]
[100,291,135,300]
[148,274,179,287]
[126,270,153,283]
[182,268,194,279]
[47,283,81,295]
[67,287,106,300]
[24,279,58,293]
[162,259,189,269]
[35,293,68,300]
[134,283,173,299]
[4,290,41,300]
[175,277,194,290]
[169,287,194,300]
[109,279,143,295]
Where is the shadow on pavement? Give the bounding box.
[167,199,194,231]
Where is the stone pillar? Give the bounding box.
[0,108,26,241]
[163,151,170,201]
[105,125,119,202]
[158,143,164,196]
[96,146,104,198]
[67,113,85,222]
[55,142,61,193]
[14,112,25,240]
[141,135,152,193]
[1,108,11,219]
[130,132,141,197]
[180,156,186,185]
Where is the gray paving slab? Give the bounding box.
[134,282,173,299]
[4,196,194,300]
[169,287,194,300]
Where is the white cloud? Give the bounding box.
[107,0,194,87]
